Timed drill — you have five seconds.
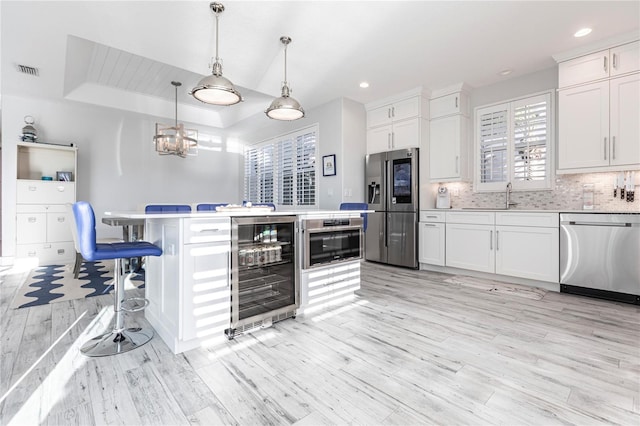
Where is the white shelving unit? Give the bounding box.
[15,142,77,265]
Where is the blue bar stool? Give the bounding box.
[145,204,192,213]
[196,203,227,211]
[72,201,162,357]
[339,202,368,231]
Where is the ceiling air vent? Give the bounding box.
[17,64,39,77]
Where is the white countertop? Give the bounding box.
[104,209,372,219]
[421,208,640,214]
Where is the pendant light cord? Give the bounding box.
[174,83,178,128]
[215,11,220,64]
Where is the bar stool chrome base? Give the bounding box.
[80,327,154,357]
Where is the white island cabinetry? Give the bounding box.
[145,216,231,353]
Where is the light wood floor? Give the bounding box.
[1,262,639,425]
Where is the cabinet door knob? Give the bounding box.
[612,136,616,160]
[604,137,608,160]
[496,230,499,251]
[57,186,65,192]
[28,217,37,223]
[604,56,608,72]
[612,53,617,69]
[490,230,493,250]
[455,96,458,109]
[57,217,65,222]
[28,186,37,191]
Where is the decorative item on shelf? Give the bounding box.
[266,36,305,121]
[322,154,336,176]
[154,81,198,158]
[21,115,38,142]
[56,171,73,182]
[190,2,242,106]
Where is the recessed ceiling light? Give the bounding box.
[499,69,512,76]
[359,82,370,88]
[574,28,592,38]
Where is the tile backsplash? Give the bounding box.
[438,172,639,212]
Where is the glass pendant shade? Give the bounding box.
[154,81,198,158]
[266,36,304,121]
[190,3,242,106]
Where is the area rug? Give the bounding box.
[11,261,145,309]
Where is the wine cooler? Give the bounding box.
[226,216,298,339]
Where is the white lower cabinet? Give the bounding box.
[300,261,360,314]
[495,225,559,282]
[444,211,559,283]
[419,222,445,266]
[445,223,495,273]
[16,204,74,264]
[419,211,446,266]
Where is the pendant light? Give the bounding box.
[190,2,242,106]
[154,81,198,158]
[266,36,305,121]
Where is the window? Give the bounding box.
[244,125,318,207]
[475,92,552,191]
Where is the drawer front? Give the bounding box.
[495,212,559,228]
[16,213,47,244]
[47,211,73,242]
[16,242,75,265]
[183,218,231,244]
[420,211,446,222]
[17,180,75,204]
[446,211,495,225]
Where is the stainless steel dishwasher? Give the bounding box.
[560,213,640,304]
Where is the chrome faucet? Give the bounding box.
[505,182,518,209]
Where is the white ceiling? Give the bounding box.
[1,1,639,129]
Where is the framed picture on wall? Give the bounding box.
[322,154,336,176]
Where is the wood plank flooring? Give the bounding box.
[1,261,639,425]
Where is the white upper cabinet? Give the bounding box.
[610,73,640,166]
[429,84,471,182]
[610,41,640,77]
[557,39,640,173]
[365,88,428,154]
[430,91,470,119]
[558,81,610,169]
[367,96,421,128]
[559,41,639,88]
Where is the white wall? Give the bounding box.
[470,66,558,108]
[2,94,244,256]
[229,97,367,210]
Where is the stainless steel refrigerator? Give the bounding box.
[365,148,419,269]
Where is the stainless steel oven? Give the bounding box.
[303,217,364,269]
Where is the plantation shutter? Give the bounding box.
[478,104,509,187]
[244,125,318,207]
[475,92,552,192]
[512,93,550,186]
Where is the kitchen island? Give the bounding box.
[104,209,367,354]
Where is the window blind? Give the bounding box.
[475,92,552,191]
[513,96,549,183]
[479,107,508,184]
[244,125,318,207]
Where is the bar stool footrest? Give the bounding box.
[121,297,150,313]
